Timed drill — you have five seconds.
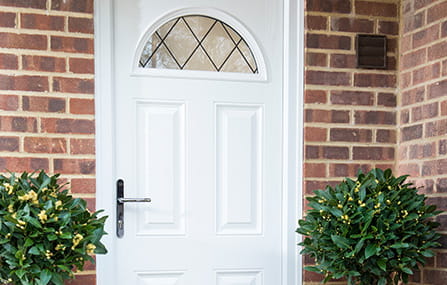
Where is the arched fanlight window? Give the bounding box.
[138,15,258,74]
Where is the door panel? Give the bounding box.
[113,0,284,284]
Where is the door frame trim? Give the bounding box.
[94,1,304,284]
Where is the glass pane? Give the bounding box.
[138,15,258,74]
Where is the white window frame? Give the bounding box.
[94,1,304,284]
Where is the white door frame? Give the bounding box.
[94,1,304,284]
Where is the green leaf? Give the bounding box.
[377,258,386,271]
[391,242,409,249]
[24,238,34,247]
[328,208,343,217]
[304,266,321,273]
[402,267,413,275]
[365,244,378,259]
[39,269,52,285]
[28,246,40,255]
[51,273,64,285]
[359,187,366,201]
[421,250,435,257]
[331,234,352,249]
[354,239,364,254]
[378,277,387,285]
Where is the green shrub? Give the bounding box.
[297,168,442,285]
[0,171,107,285]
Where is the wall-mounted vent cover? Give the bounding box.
[356,34,387,69]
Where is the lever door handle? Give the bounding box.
[118,197,151,203]
[116,179,151,238]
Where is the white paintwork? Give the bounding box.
[94,0,304,284]
[216,105,262,235]
[216,270,262,285]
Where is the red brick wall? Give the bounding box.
[398,0,447,283]
[0,1,95,284]
[304,1,399,282]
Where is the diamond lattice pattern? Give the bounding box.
[139,15,258,74]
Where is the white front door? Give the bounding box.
[96,0,301,284]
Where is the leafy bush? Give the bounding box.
[296,169,442,285]
[0,171,107,285]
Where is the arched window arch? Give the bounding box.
[134,10,266,79]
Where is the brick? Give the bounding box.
[306,109,350,123]
[404,12,425,33]
[443,59,447,76]
[330,128,372,142]
[0,157,49,172]
[353,147,394,160]
[354,111,396,125]
[425,196,447,212]
[428,41,447,62]
[306,52,327,67]
[71,178,96,194]
[53,77,94,94]
[378,92,396,107]
[0,75,48,92]
[41,118,94,134]
[0,54,18,69]
[400,109,410,124]
[70,138,95,155]
[0,116,37,132]
[413,24,440,49]
[70,98,94,114]
[376,129,396,143]
[304,180,338,195]
[24,137,66,154]
[378,21,399,35]
[398,163,420,177]
[422,159,447,176]
[442,20,447,38]
[23,96,66,113]
[330,54,356,69]
[51,36,94,54]
[428,79,447,99]
[68,17,94,34]
[354,74,396,88]
[386,56,397,71]
[329,163,370,177]
[306,34,351,50]
[331,17,374,33]
[54,159,95,175]
[21,14,64,31]
[442,100,447,116]
[401,48,426,70]
[330,90,373,106]
[0,32,47,50]
[305,145,320,159]
[411,102,439,122]
[323,146,349,159]
[440,139,447,155]
[415,0,432,10]
[306,70,350,86]
[400,71,411,89]
[69,58,94,74]
[0,95,18,111]
[387,38,398,54]
[438,215,447,231]
[427,1,447,24]
[304,163,326,178]
[51,0,94,13]
[401,124,423,141]
[0,137,19,151]
[0,0,46,9]
[413,63,440,85]
[437,178,447,193]
[409,142,436,159]
[0,11,15,28]
[355,1,398,17]
[306,15,327,31]
[65,274,96,285]
[425,119,447,138]
[402,87,425,106]
[307,0,351,13]
[304,90,326,104]
[304,127,327,142]
[304,270,324,282]
[22,55,65,72]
